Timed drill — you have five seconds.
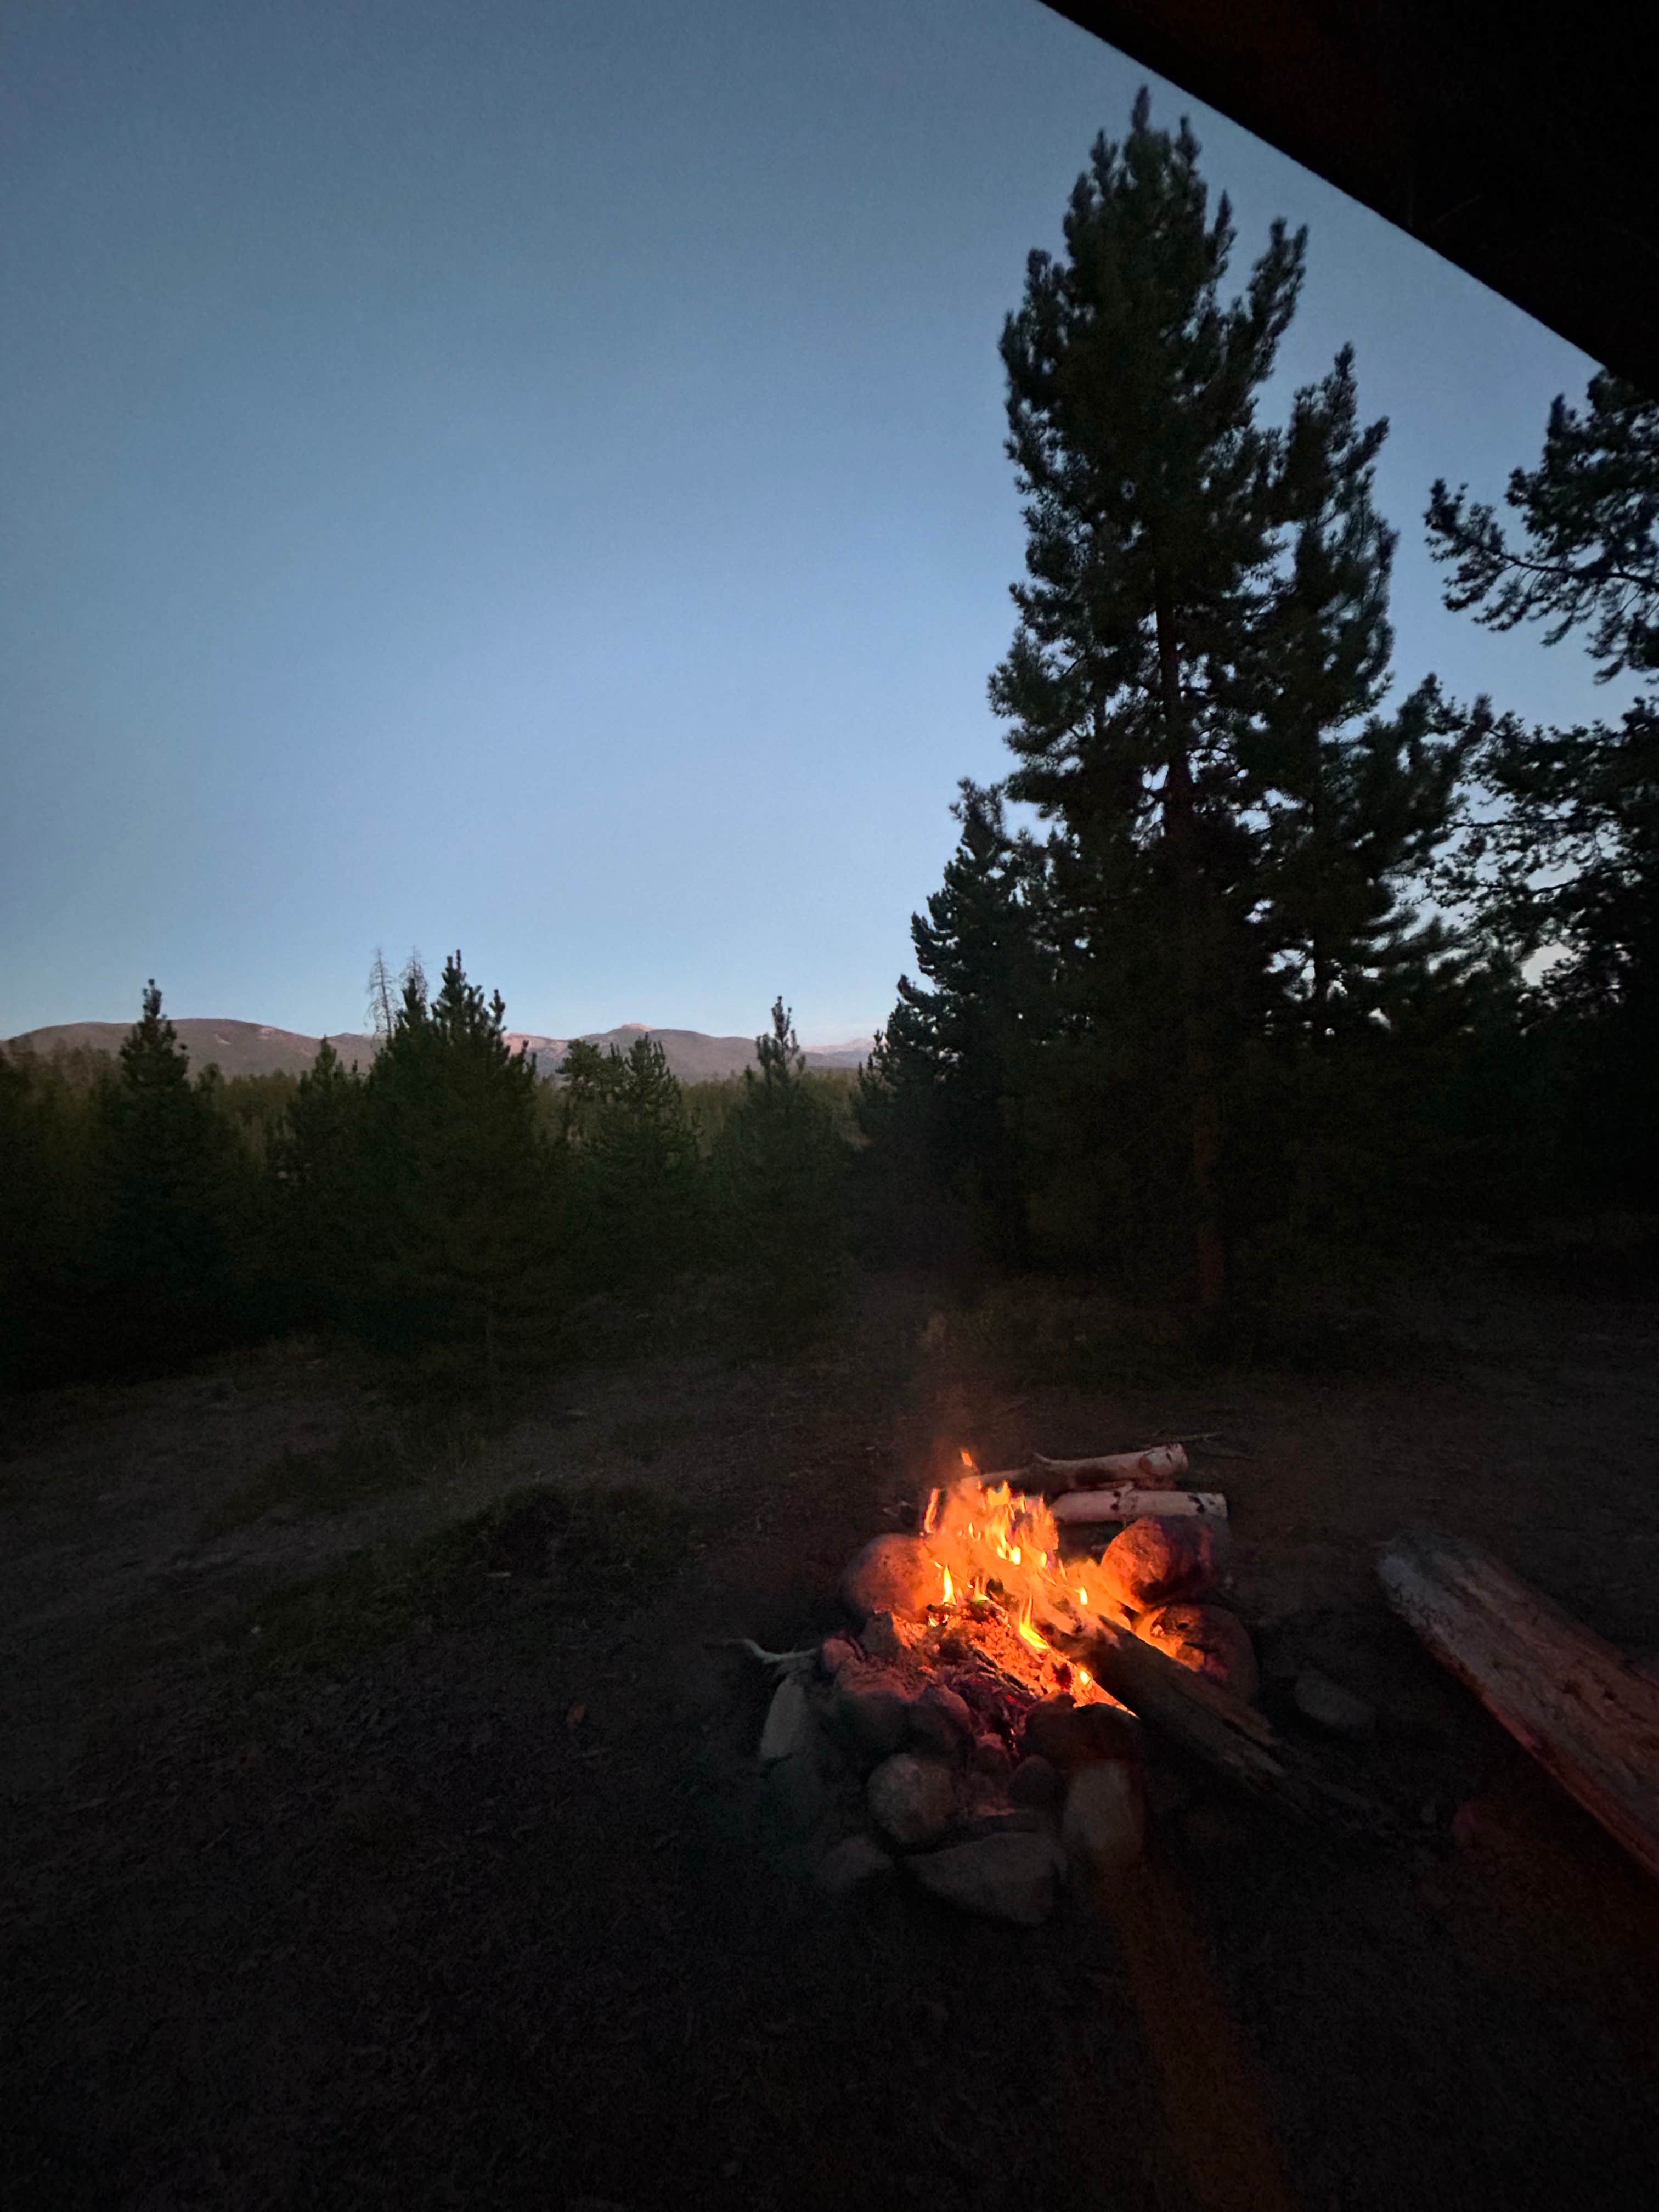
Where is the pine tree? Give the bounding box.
[0,1046,100,1381]
[276,1036,365,1329]
[991,95,1302,1301]
[1429,370,1659,1206]
[1244,352,1463,1039]
[858,782,1051,1259]
[359,952,558,1393]
[583,1035,702,1283]
[1427,372,1659,680]
[94,981,239,1360]
[989,94,1453,1297]
[554,1036,629,1149]
[714,999,846,1325]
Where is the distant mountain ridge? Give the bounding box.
[4,1017,873,1083]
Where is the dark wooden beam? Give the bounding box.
[1041,3,1659,396]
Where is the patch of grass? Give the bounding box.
[944,1278,1199,1392]
[588,1411,696,1467]
[1199,1294,1458,1379]
[199,1417,423,1538]
[930,1271,1460,1389]
[231,1480,702,1673]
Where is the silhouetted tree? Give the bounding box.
[858,783,1051,1260]
[1430,371,1659,1209]
[359,952,558,1395]
[990,93,1450,1297]
[579,1035,702,1284]
[92,982,240,1361]
[0,1046,100,1381]
[276,1037,365,1329]
[1427,372,1659,680]
[714,999,846,1325]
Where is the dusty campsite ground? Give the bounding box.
[4,1268,1658,2212]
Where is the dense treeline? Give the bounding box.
[856,95,1657,1304]
[0,971,854,1389]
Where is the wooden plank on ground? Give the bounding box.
[1379,1524,1659,1883]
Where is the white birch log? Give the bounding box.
[1051,1487,1228,1526]
[1034,1443,1190,1488]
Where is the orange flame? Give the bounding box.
[1015,1599,1048,1654]
[918,1465,1126,1706]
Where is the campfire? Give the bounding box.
[846,1451,1207,1727]
[726,1442,1359,1929]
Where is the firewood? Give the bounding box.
[1043,1612,1400,1840]
[1051,1486,1228,1526]
[1033,1443,1190,1489]
[1379,1524,1659,1882]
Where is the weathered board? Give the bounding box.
[1379,1524,1659,1882]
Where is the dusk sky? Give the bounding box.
[1,0,1626,1046]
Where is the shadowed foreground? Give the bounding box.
[3,1275,1657,2209]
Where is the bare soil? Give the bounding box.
[3,1270,1657,2211]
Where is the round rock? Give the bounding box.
[839,1533,938,1624]
[1022,1697,1143,1771]
[1062,1760,1146,1877]
[1138,1602,1259,1702]
[819,1634,861,1678]
[830,1668,912,1760]
[1094,1517,1218,1612]
[815,1833,895,1899]
[908,1684,973,1754]
[970,1734,1014,1782]
[1293,1666,1375,1739]
[1008,1753,1061,1809]
[905,1831,1064,1926]
[866,1752,958,1850]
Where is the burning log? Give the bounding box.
[1049,1615,1399,1839]
[1379,1525,1659,1882]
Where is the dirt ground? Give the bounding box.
[3,1268,1658,2211]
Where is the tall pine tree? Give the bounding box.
[989,93,1457,1298]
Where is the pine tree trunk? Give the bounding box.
[1157,599,1227,1308]
[1309,742,1330,1044]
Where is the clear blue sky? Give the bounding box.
[0,0,1624,1045]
